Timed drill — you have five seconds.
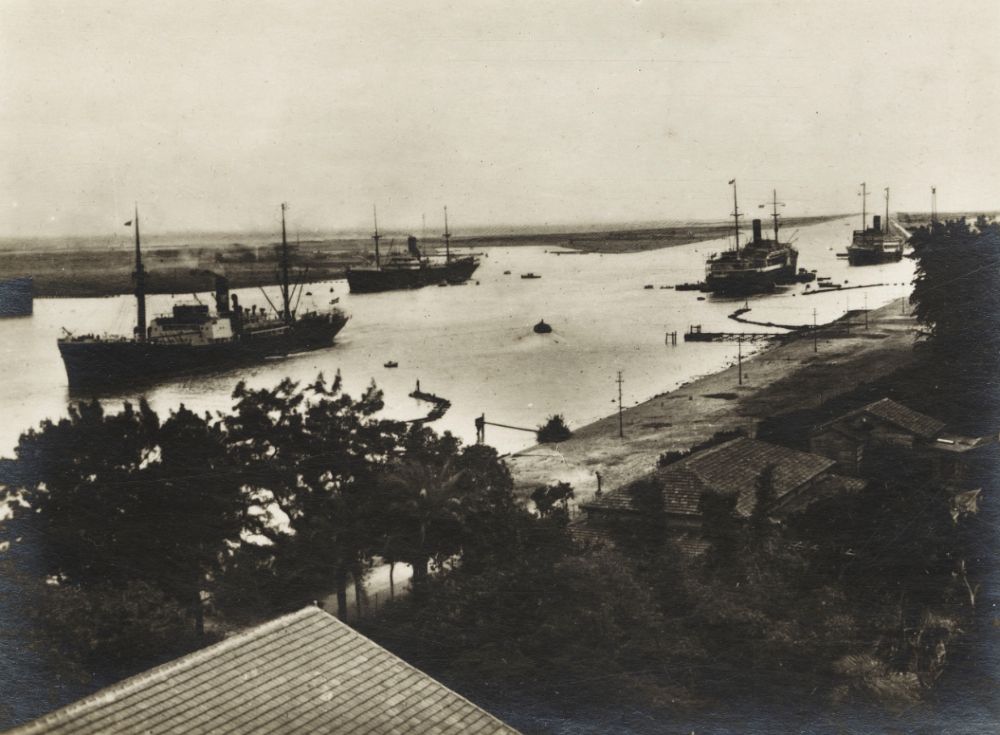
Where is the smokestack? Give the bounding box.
[873,215,881,232]
[752,219,763,243]
[215,275,230,314]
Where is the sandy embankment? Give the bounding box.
[507,298,919,503]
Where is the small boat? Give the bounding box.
[503,270,511,275]
[643,284,654,290]
[384,360,399,368]
[521,273,541,279]
[533,319,552,334]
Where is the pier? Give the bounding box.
[409,383,451,424]
[684,325,786,343]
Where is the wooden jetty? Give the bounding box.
[409,384,451,423]
[684,324,787,343]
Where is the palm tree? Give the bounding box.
[379,459,467,584]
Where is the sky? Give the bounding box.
[1,0,998,237]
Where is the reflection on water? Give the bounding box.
[0,217,914,456]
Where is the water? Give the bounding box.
[0,216,914,457]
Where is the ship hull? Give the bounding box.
[58,314,348,392]
[704,262,797,296]
[346,257,479,294]
[847,247,903,266]
[0,276,33,317]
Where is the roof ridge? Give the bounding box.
[12,606,324,733]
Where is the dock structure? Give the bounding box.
[684,325,786,343]
[409,383,451,423]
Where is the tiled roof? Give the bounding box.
[584,438,834,519]
[10,606,521,735]
[860,398,946,439]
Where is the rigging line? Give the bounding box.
[258,285,281,318]
[292,268,309,315]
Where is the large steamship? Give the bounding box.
[704,182,799,295]
[57,204,349,391]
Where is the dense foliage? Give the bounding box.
[536,414,572,443]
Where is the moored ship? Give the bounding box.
[847,184,903,266]
[0,276,33,317]
[704,182,799,295]
[58,204,349,391]
[346,206,479,293]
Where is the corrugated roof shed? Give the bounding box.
[584,438,835,518]
[9,606,521,735]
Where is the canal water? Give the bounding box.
[0,216,914,457]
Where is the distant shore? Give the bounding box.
[0,216,844,298]
[507,298,918,501]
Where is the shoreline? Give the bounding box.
[507,297,919,501]
[2,216,845,299]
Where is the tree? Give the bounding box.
[536,414,572,443]
[530,481,574,519]
[222,373,405,620]
[4,400,243,664]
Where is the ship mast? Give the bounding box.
[770,189,784,241]
[859,182,868,230]
[131,203,147,342]
[729,179,741,253]
[279,203,292,323]
[884,187,890,234]
[372,204,381,269]
[443,205,451,263]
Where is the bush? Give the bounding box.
[536,414,572,443]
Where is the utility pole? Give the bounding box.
[931,186,937,225]
[813,308,818,353]
[737,336,743,386]
[616,371,624,439]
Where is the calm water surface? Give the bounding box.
[0,216,914,456]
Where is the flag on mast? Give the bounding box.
[124,220,132,226]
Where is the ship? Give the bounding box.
[345,206,479,293]
[704,182,799,295]
[847,184,903,266]
[0,276,33,317]
[58,204,349,391]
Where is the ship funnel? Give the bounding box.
[407,235,421,258]
[752,219,763,243]
[215,275,231,314]
[872,215,881,232]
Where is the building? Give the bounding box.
[581,437,864,552]
[9,606,521,735]
[809,397,996,482]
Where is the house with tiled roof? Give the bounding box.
[581,437,863,552]
[8,606,521,735]
[809,398,997,480]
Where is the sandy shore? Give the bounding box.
[507,298,918,502]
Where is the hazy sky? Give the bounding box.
[2,0,998,236]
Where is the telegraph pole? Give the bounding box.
[737,336,743,385]
[813,308,818,353]
[616,371,624,438]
